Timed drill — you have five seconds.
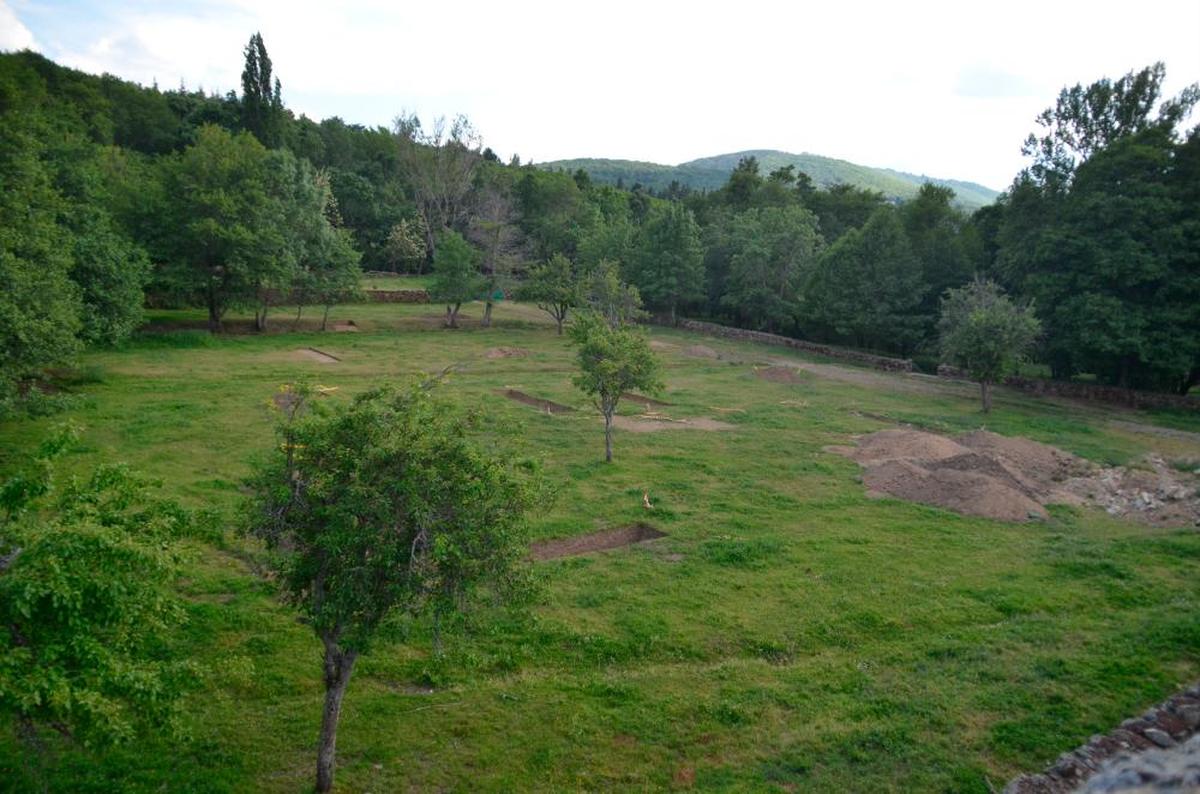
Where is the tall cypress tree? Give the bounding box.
[240,32,283,148]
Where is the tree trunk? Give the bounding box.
[207,289,222,334]
[255,302,269,332]
[669,302,677,326]
[316,639,358,794]
[482,301,494,328]
[980,380,992,414]
[555,311,565,336]
[603,410,613,462]
[293,303,305,331]
[321,304,331,332]
[445,303,461,329]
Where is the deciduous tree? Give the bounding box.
[520,253,581,335]
[569,312,662,462]
[429,230,483,328]
[243,384,532,794]
[939,277,1040,412]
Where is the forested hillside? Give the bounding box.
[542,149,1001,209]
[2,42,1198,419]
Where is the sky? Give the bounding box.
[3,0,1199,190]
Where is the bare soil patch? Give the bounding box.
[622,392,672,409]
[649,340,677,352]
[530,523,667,560]
[291,347,340,364]
[485,347,530,359]
[612,415,735,433]
[683,344,720,359]
[833,428,1200,525]
[755,365,806,384]
[330,320,358,332]
[496,389,574,414]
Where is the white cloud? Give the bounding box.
[11,0,1200,189]
[0,1,37,51]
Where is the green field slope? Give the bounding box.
[543,149,1001,210]
[1,298,1196,792]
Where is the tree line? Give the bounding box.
[2,40,1197,419]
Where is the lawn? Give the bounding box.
[1,297,1198,792]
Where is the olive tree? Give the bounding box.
[569,312,662,462]
[242,384,532,793]
[939,277,1041,413]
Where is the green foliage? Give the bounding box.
[720,205,823,333]
[240,33,285,148]
[569,311,662,461]
[805,207,927,354]
[242,382,534,790]
[520,252,583,334]
[156,125,288,329]
[939,278,1041,412]
[244,383,533,651]
[994,64,1200,392]
[0,116,83,412]
[629,202,704,322]
[429,230,484,327]
[0,427,203,750]
[584,259,645,328]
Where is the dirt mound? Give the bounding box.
[849,428,972,465]
[531,523,666,560]
[496,389,573,414]
[835,428,1200,526]
[755,366,805,384]
[612,415,735,433]
[485,347,529,359]
[958,430,1087,489]
[863,459,1047,522]
[683,344,720,359]
[330,321,358,332]
[291,347,339,363]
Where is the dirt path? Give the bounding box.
[531,524,666,560]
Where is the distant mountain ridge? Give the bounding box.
[541,149,1000,210]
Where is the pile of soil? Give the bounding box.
[484,347,529,359]
[531,523,667,560]
[496,389,573,415]
[755,366,806,384]
[833,428,1200,525]
[683,344,720,359]
[330,320,359,333]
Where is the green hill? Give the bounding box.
[542,149,1000,210]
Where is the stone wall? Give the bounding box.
[937,365,1199,412]
[671,319,914,372]
[255,288,430,305]
[364,289,429,304]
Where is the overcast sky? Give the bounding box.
[4,0,1199,190]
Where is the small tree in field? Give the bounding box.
[429,230,484,328]
[521,253,581,335]
[569,312,662,462]
[939,277,1041,413]
[242,384,532,794]
[0,427,204,774]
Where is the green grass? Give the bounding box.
[2,298,1198,792]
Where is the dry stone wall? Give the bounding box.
[937,365,1199,412]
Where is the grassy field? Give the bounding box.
[2,298,1198,792]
